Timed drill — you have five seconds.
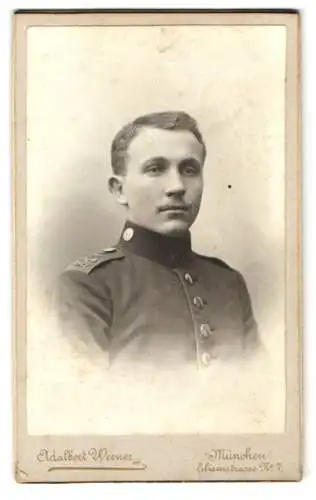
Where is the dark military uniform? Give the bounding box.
[55,221,260,370]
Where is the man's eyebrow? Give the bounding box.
[141,156,169,168]
[179,157,202,167]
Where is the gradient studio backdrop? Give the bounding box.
[26,25,286,433]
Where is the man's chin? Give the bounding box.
[157,220,191,237]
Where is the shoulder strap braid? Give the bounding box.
[66,247,125,274]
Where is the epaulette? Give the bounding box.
[196,253,233,270]
[66,247,125,275]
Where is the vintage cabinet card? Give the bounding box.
[12,10,302,482]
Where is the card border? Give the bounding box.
[12,10,302,483]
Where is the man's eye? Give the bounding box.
[146,164,164,174]
[182,164,200,176]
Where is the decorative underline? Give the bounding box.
[48,464,147,472]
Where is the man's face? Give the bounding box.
[115,127,205,236]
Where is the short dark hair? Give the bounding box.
[111,111,206,175]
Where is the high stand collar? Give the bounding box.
[117,221,193,268]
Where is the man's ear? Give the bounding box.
[108,175,128,207]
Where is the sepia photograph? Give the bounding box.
[13,10,301,482]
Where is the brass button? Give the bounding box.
[123,227,134,241]
[200,323,213,339]
[193,296,205,309]
[184,272,194,285]
[201,352,212,367]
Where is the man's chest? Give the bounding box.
[106,257,245,367]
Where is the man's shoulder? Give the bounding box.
[65,247,125,275]
[193,252,236,273]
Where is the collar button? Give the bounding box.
[123,228,134,241]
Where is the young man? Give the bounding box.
[55,111,260,370]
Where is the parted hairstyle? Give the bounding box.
[110,111,207,175]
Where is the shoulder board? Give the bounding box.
[196,254,233,270]
[66,247,125,275]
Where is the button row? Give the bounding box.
[182,271,214,368]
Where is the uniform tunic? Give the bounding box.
[55,222,260,370]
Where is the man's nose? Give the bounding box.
[165,169,185,196]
